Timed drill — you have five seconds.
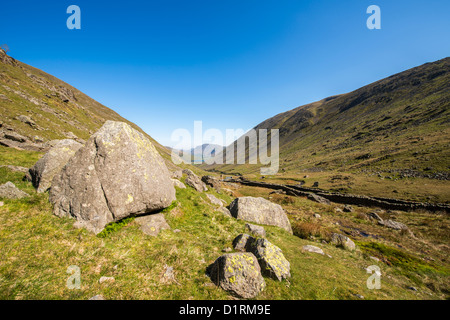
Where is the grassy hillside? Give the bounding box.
[0,146,448,300]
[202,58,450,203]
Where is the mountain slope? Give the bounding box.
[202,57,450,202]
[0,49,178,169]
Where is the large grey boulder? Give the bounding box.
[29,139,83,193]
[49,121,176,234]
[246,238,291,281]
[207,252,266,299]
[229,197,292,234]
[183,169,207,192]
[0,181,29,199]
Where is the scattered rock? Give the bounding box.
[89,295,106,300]
[379,219,408,231]
[206,193,223,207]
[368,211,384,222]
[307,193,331,205]
[408,286,418,292]
[201,175,221,192]
[218,206,232,217]
[98,276,115,284]
[0,181,29,199]
[135,213,171,236]
[29,139,83,193]
[171,170,182,179]
[245,223,266,238]
[369,256,380,262]
[313,213,321,219]
[312,181,319,188]
[246,238,291,281]
[206,252,265,299]
[183,169,208,192]
[331,233,356,251]
[229,197,292,234]
[334,207,343,213]
[16,115,37,128]
[354,294,364,299]
[160,264,178,284]
[232,234,253,252]
[302,245,325,255]
[0,201,3,206]
[343,205,353,212]
[171,178,186,189]
[3,131,28,143]
[0,165,29,173]
[269,189,286,195]
[222,247,232,253]
[49,121,176,234]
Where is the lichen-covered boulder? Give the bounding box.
[183,169,207,192]
[331,233,356,251]
[49,121,176,234]
[207,252,265,299]
[29,139,83,193]
[229,197,292,234]
[246,238,291,281]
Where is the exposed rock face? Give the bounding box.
[29,139,83,193]
[183,169,207,192]
[207,252,266,299]
[331,233,356,251]
[0,181,29,199]
[49,121,176,234]
[246,238,291,281]
[135,213,171,236]
[229,197,292,234]
[245,223,266,238]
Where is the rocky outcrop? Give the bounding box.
[49,121,176,234]
[206,193,224,207]
[307,193,331,205]
[206,252,266,299]
[302,245,325,255]
[0,181,29,199]
[229,197,292,234]
[183,169,207,192]
[29,139,83,193]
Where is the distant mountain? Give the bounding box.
[203,57,450,178]
[0,49,177,170]
[168,144,224,164]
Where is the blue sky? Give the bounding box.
[1,0,449,148]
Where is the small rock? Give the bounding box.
[222,247,232,253]
[135,213,171,236]
[368,211,383,222]
[206,193,223,207]
[354,294,364,299]
[307,193,331,205]
[312,182,319,188]
[313,213,321,219]
[98,276,115,284]
[89,295,106,300]
[302,245,324,255]
[331,233,356,251]
[183,169,208,192]
[343,205,353,212]
[369,256,380,262]
[0,181,29,199]
[0,201,3,206]
[408,286,418,292]
[171,179,186,189]
[232,234,253,252]
[245,223,266,237]
[161,264,177,284]
[173,229,181,233]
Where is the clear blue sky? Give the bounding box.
[1,0,449,148]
